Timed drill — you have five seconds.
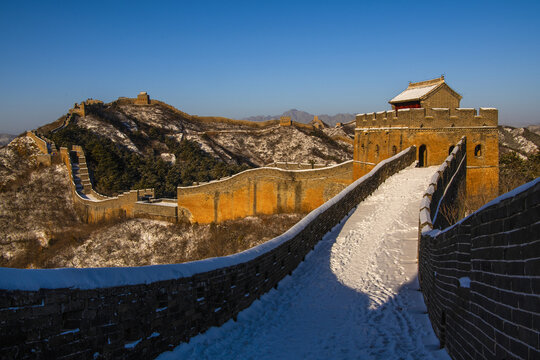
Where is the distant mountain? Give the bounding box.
[527,125,540,136]
[243,109,355,127]
[499,125,540,158]
[0,133,16,147]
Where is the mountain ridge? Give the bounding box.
[242,109,355,127]
[0,133,16,147]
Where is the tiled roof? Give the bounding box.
[389,83,440,103]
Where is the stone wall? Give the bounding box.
[59,147,157,224]
[177,161,355,224]
[418,148,540,359]
[265,162,328,170]
[133,200,179,223]
[0,147,417,359]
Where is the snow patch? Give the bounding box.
[459,277,471,288]
[124,338,142,349]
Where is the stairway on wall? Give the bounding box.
[70,149,92,195]
[158,165,450,360]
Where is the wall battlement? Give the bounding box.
[69,99,103,117]
[356,107,498,129]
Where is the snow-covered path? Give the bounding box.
[158,165,450,360]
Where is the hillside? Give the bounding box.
[44,99,354,197]
[0,133,304,268]
[498,125,540,158]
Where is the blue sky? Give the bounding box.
[1,0,539,133]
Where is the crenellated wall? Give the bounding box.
[418,144,540,360]
[265,161,329,170]
[356,107,497,129]
[177,161,355,224]
[0,147,417,359]
[353,107,499,202]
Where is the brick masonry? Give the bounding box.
[177,161,355,224]
[419,141,540,359]
[0,147,416,359]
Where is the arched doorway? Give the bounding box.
[418,145,427,167]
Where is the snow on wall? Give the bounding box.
[419,169,540,359]
[419,137,467,232]
[0,147,417,359]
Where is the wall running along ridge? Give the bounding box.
[177,161,355,224]
[119,98,315,130]
[0,147,416,359]
[58,146,160,224]
[26,129,354,225]
[418,141,540,359]
[25,131,57,166]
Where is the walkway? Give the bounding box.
[158,165,450,360]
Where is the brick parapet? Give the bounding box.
[177,161,356,223]
[419,137,467,231]
[0,147,417,359]
[419,171,540,358]
[356,108,498,129]
[178,161,354,194]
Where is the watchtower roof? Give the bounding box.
[389,76,462,104]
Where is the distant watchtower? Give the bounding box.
[311,115,327,129]
[135,91,150,105]
[280,116,292,126]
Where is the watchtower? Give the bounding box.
[353,77,499,202]
[135,91,150,105]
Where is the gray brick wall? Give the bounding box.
[419,146,540,359]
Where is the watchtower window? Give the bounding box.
[392,145,397,155]
[448,145,455,155]
[474,144,482,157]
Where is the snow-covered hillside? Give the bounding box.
[0,136,81,267]
[499,125,540,158]
[66,102,353,167]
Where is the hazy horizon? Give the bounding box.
[1,0,539,134]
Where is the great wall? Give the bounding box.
[1,78,538,359]
[25,91,359,225]
[418,138,539,360]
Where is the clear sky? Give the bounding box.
[1,0,539,134]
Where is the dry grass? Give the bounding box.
[42,214,304,268]
[438,185,493,226]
